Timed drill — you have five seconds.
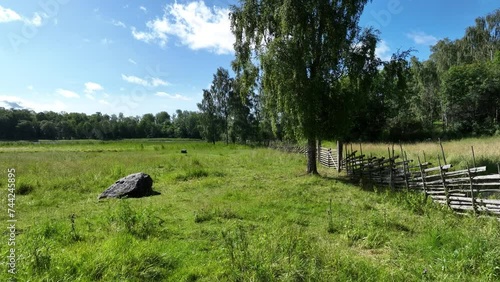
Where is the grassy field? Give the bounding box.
[0,139,499,281]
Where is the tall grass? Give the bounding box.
[0,139,499,281]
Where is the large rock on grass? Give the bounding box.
[98,172,155,199]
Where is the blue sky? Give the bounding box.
[0,0,498,117]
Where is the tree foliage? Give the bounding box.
[0,108,200,141]
[230,0,374,173]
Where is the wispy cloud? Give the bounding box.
[112,19,126,28]
[0,95,67,112]
[140,6,147,13]
[56,88,80,98]
[376,40,391,61]
[84,82,103,94]
[121,74,149,87]
[155,91,191,101]
[84,82,103,100]
[0,5,44,26]
[131,1,233,54]
[406,31,438,46]
[28,12,43,26]
[121,74,170,87]
[151,77,168,87]
[128,58,137,65]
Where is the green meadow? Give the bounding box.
[0,140,499,281]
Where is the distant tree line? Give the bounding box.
[0,109,203,140]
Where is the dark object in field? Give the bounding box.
[181,149,187,154]
[98,172,158,199]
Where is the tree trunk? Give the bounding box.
[336,140,343,173]
[225,117,229,145]
[307,138,318,174]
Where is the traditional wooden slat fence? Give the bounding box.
[318,147,339,170]
[341,145,500,218]
[272,141,500,219]
[268,141,307,154]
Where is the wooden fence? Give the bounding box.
[270,141,342,171]
[318,147,340,170]
[341,145,500,218]
[271,141,500,219]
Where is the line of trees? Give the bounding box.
[0,108,202,140]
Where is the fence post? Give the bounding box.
[438,155,450,208]
[317,139,322,166]
[466,163,478,216]
[360,151,365,181]
[337,141,343,172]
[368,156,373,184]
[471,146,476,168]
[388,147,394,191]
[418,156,428,199]
[439,138,447,165]
[403,153,410,192]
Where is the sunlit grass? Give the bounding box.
[0,140,499,281]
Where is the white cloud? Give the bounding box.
[121,74,149,87]
[131,26,167,47]
[151,77,168,87]
[131,1,233,54]
[56,89,80,98]
[84,82,104,94]
[140,6,147,13]
[0,6,43,26]
[0,95,67,112]
[155,91,191,101]
[27,12,43,26]
[27,85,34,91]
[376,40,391,61]
[99,99,110,105]
[121,74,170,87]
[128,58,137,65]
[112,19,126,28]
[0,5,22,23]
[406,31,438,46]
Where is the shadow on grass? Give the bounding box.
[98,190,161,201]
[475,156,500,174]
